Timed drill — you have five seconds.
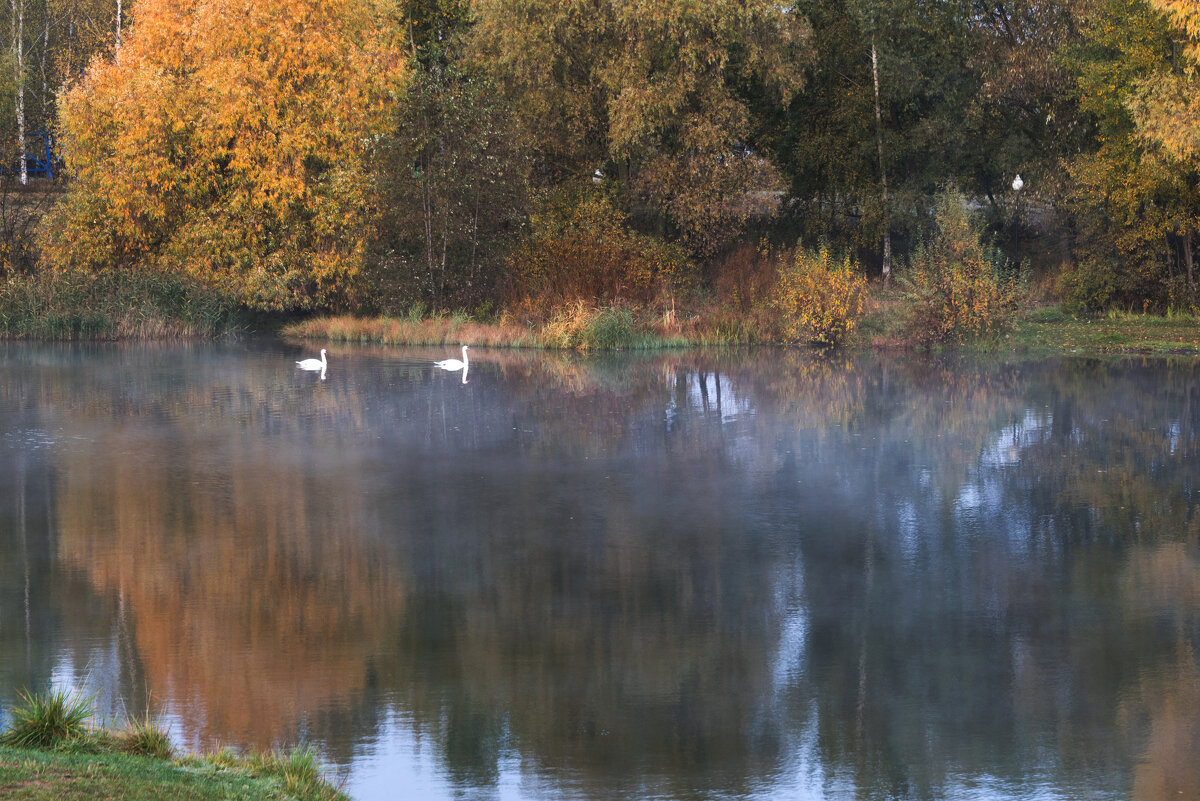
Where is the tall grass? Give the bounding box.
[283,310,539,347]
[539,302,671,349]
[120,711,172,759]
[242,745,345,801]
[0,267,244,340]
[0,688,94,748]
[285,302,694,349]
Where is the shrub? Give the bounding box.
[900,192,1021,347]
[539,301,660,349]
[506,187,692,314]
[712,243,779,313]
[773,246,867,346]
[0,688,94,748]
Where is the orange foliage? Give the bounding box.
[506,189,692,313]
[43,0,407,310]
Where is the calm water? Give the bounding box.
[0,340,1198,800]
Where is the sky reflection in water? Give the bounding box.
[0,341,1197,801]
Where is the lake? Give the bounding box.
[0,340,1197,800]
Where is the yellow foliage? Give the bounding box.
[42,0,407,311]
[901,195,1021,347]
[773,247,866,346]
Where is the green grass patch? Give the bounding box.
[0,688,346,800]
[0,744,347,801]
[1000,306,1200,354]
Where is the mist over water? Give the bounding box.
[0,340,1198,800]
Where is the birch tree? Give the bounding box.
[9,0,24,184]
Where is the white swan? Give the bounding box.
[296,349,327,371]
[435,345,469,372]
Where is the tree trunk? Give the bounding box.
[871,39,891,282]
[11,0,25,185]
[116,0,122,59]
[1185,229,1195,288]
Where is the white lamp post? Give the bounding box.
[1012,174,1024,268]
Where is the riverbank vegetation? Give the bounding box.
[0,688,346,801]
[0,0,1198,351]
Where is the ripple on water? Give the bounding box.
[2,428,60,451]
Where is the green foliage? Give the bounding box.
[506,187,692,311]
[773,246,867,346]
[899,193,1021,347]
[0,688,94,748]
[470,0,808,257]
[1063,0,1200,312]
[363,63,526,313]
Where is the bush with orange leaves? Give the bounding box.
[900,193,1021,348]
[505,188,692,318]
[773,246,867,346]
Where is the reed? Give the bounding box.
[539,301,668,349]
[282,312,537,347]
[0,268,243,340]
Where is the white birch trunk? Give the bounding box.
[871,39,891,282]
[11,0,25,185]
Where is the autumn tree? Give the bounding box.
[767,0,980,274]
[42,0,406,310]
[46,0,122,86]
[1062,0,1200,309]
[469,0,810,258]
[1130,0,1200,163]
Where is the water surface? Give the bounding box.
[0,341,1197,800]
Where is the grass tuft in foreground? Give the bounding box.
[121,711,173,759]
[0,688,347,801]
[0,689,94,749]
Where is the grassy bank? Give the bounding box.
[282,302,694,350]
[2,266,1197,356]
[284,300,1200,356]
[0,744,346,801]
[0,689,345,801]
[1004,306,1200,354]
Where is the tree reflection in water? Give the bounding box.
[0,343,1197,800]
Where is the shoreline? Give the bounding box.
[0,740,347,801]
[278,306,1200,357]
